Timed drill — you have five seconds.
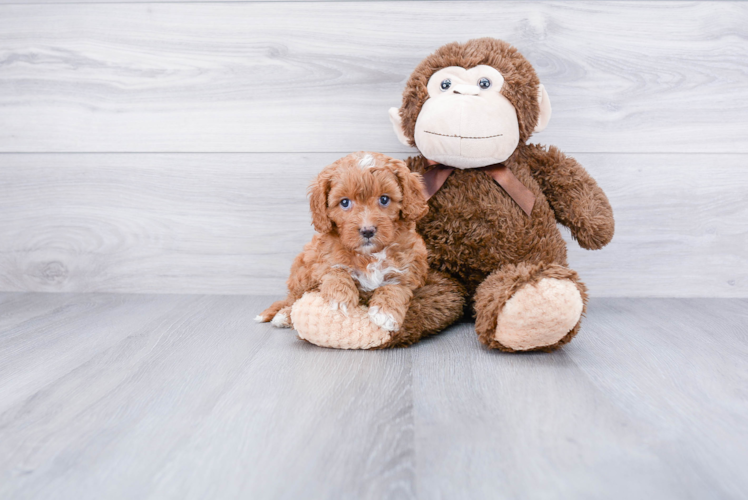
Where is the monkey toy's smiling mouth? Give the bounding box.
[424,131,504,140]
[412,90,521,168]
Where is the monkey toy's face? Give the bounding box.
[389,41,552,170]
[414,65,520,169]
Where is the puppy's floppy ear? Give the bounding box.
[308,166,335,233]
[389,158,428,222]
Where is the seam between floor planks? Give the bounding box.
[0,294,746,499]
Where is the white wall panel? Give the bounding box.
[1,1,745,296]
[1,152,745,297]
[0,2,746,153]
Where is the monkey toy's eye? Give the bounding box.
[340,198,352,210]
[379,195,390,207]
[440,79,452,91]
[478,77,491,89]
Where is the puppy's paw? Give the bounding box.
[329,301,350,316]
[368,306,400,332]
[268,306,293,329]
[323,295,358,316]
[271,312,292,328]
[320,277,359,316]
[257,300,289,324]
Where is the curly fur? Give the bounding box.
[473,262,588,352]
[258,152,430,336]
[267,38,614,352]
[392,38,615,351]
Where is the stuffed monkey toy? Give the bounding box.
[291,38,614,351]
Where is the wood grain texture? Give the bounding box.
[0,0,439,3]
[1,152,746,297]
[1,0,738,3]
[411,297,748,499]
[0,293,415,500]
[0,1,746,153]
[0,293,746,499]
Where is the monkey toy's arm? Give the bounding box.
[525,144,614,250]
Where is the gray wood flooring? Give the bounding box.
[1,293,746,499]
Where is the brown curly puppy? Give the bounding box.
[383,37,615,352]
[256,152,431,334]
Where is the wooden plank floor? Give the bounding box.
[0,293,746,499]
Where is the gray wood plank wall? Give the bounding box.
[1,1,746,297]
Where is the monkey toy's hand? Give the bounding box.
[526,145,615,250]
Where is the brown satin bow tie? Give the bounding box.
[421,160,536,216]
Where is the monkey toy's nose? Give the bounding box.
[360,227,377,239]
[452,84,481,96]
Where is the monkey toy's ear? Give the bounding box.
[308,168,334,233]
[389,107,412,147]
[534,84,552,133]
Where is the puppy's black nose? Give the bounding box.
[360,227,376,239]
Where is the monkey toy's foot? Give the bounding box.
[290,292,393,349]
[291,270,465,350]
[475,263,588,352]
[495,277,583,351]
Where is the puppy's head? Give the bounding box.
[309,152,428,253]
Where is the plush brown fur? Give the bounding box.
[258,152,430,333]
[376,270,466,348]
[391,38,614,351]
[473,262,588,352]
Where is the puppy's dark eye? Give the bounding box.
[440,79,452,91]
[339,198,351,210]
[478,77,491,89]
[379,195,390,207]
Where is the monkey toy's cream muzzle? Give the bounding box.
[413,92,521,170]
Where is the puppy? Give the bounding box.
[256,152,429,332]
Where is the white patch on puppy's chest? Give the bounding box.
[351,249,404,292]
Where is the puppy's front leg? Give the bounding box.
[368,285,413,332]
[319,268,360,314]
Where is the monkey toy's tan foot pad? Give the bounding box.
[290,292,392,349]
[495,278,584,351]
